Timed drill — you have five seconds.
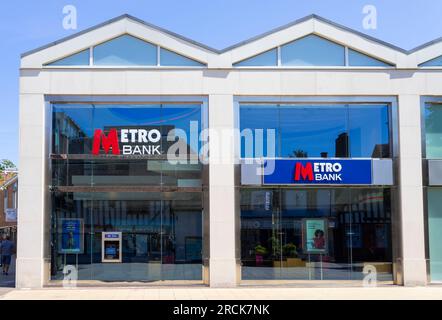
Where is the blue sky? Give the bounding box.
[1,0,441,165]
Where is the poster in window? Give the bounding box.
[59,218,84,254]
[303,218,328,254]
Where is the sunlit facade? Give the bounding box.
[17,14,442,288]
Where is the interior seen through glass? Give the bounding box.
[50,103,204,282]
[240,188,393,281]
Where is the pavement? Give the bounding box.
[0,285,442,300]
[0,258,440,300]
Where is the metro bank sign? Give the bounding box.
[263,159,372,185]
[92,127,162,156]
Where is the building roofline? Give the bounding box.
[220,14,409,54]
[21,14,220,58]
[21,13,442,58]
[408,36,442,54]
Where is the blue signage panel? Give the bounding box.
[263,159,372,185]
[60,218,83,254]
[105,233,120,239]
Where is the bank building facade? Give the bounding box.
[17,14,442,288]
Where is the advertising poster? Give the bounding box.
[304,219,328,254]
[59,218,84,254]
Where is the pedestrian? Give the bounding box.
[0,236,15,276]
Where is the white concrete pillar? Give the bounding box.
[397,94,427,286]
[208,94,239,287]
[16,94,49,288]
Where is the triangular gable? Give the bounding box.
[21,15,216,68]
[21,14,442,69]
[225,16,401,67]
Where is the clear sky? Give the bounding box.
[1,0,441,166]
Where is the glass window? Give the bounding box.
[348,49,392,67]
[45,49,90,66]
[51,192,203,281]
[52,104,94,155]
[240,104,391,159]
[281,35,345,66]
[419,55,442,67]
[50,102,204,283]
[240,105,279,158]
[52,104,202,157]
[349,105,390,158]
[425,103,442,159]
[279,105,347,158]
[428,188,442,281]
[93,35,157,66]
[241,187,393,281]
[234,48,278,67]
[160,48,205,66]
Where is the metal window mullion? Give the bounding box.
[157,46,161,66]
[89,47,94,66]
[277,47,281,67]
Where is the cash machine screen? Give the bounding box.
[104,241,120,260]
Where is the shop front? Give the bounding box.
[423,100,442,283]
[49,101,208,283]
[19,14,442,288]
[239,101,397,283]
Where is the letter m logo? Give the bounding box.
[294,162,313,181]
[92,129,120,155]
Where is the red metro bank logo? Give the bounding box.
[294,161,343,182]
[92,129,120,155]
[262,159,372,185]
[92,128,162,156]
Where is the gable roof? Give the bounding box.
[21,14,219,58]
[20,13,442,68]
[221,14,408,54]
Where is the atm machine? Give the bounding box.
[102,232,122,263]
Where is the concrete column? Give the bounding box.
[397,94,427,286]
[208,94,239,287]
[16,94,50,288]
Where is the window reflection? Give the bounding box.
[240,188,393,281]
[93,35,157,66]
[51,192,203,281]
[425,103,442,159]
[281,35,345,66]
[50,103,204,283]
[240,104,391,159]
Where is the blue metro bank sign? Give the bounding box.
[263,159,372,185]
